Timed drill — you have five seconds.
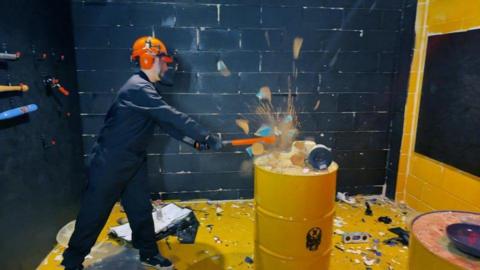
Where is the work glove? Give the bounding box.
[194,133,223,151]
[206,133,223,151]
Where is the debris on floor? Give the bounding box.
[116,217,128,225]
[342,232,371,244]
[378,216,393,224]
[337,192,357,205]
[215,206,224,216]
[331,196,412,269]
[334,216,347,228]
[39,197,412,270]
[365,201,374,216]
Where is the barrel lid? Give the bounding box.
[412,211,480,269]
[255,157,338,176]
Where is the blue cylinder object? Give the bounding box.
[307,144,333,170]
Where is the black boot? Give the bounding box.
[140,254,174,270]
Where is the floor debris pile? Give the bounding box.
[39,198,414,270]
[331,196,414,269]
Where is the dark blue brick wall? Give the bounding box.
[71,0,416,200]
[0,1,85,269]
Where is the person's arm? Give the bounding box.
[160,122,200,148]
[122,85,221,149]
[124,84,207,142]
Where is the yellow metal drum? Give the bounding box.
[254,162,338,270]
[409,211,480,270]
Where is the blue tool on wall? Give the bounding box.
[0,104,38,120]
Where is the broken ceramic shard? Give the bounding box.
[293,140,305,151]
[246,146,254,157]
[273,126,282,136]
[217,60,231,77]
[216,206,224,216]
[265,31,271,48]
[293,37,304,60]
[363,255,378,266]
[254,124,273,137]
[213,236,222,244]
[251,143,265,156]
[287,129,298,138]
[235,119,249,134]
[290,152,306,166]
[56,220,76,247]
[283,114,293,123]
[337,192,357,205]
[256,86,272,103]
[117,217,129,225]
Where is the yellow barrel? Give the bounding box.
[409,211,480,270]
[254,160,338,270]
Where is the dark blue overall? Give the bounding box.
[62,71,208,268]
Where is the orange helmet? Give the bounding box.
[131,36,173,69]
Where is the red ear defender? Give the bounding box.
[139,53,155,69]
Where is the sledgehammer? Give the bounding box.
[224,136,333,170]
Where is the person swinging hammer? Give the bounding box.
[61,36,222,270]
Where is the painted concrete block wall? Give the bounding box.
[396,0,480,212]
[71,0,414,200]
[0,1,85,269]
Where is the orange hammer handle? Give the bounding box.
[58,86,70,96]
[230,136,276,146]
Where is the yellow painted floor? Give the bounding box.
[38,196,413,270]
